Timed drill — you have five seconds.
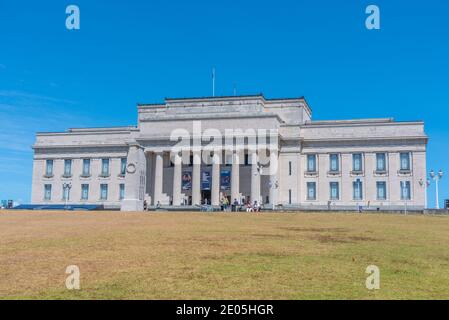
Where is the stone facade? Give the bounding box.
[31,95,428,211]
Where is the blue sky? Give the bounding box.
[0,0,448,207]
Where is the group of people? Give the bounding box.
[220,197,262,212]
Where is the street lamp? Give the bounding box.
[429,169,443,209]
[63,182,72,210]
[419,178,431,209]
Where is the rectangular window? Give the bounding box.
[289,161,292,176]
[82,159,91,176]
[101,159,110,176]
[64,159,72,176]
[401,181,411,200]
[330,182,339,200]
[45,160,53,176]
[376,153,386,172]
[377,181,387,200]
[329,154,339,172]
[81,184,89,200]
[400,153,411,171]
[307,182,316,200]
[353,179,363,200]
[62,185,70,201]
[120,158,127,175]
[100,184,108,200]
[288,189,292,204]
[307,155,317,172]
[352,154,363,172]
[119,184,125,200]
[44,184,52,200]
[244,154,249,166]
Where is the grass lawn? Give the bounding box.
[1,210,449,300]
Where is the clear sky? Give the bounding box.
[0,0,448,207]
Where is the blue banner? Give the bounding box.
[220,169,231,191]
[201,171,211,191]
[182,171,192,191]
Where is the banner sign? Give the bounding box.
[220,169,231,191]
[201,171,211,191]
[182,171,192,191]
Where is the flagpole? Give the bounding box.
[212,68,215,97]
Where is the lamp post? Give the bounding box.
[419,178,431,209]
[63,182,72,210]
[429,169,443,209]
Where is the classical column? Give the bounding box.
[153,152,164,205]
[192,151,201,205]
[251,151,261,204]
[211,153,220,206]
[269,150,279,209]
[231,152,240,203]
[172,153,182,206]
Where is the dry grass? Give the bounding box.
[1,210,449,300]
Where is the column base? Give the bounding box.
[120,198,144,212]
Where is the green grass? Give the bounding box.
[1,211,449,299]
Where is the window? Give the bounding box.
[307,155,317,172]
[64,159,72,176]
[307,182,316,200]
[329,154,339,172]
[289,161,292,176]
[44,184,52,200]
[119,184,125,200]
[62,185,70,201]
[376,153,387,172]
[401,181,411,200]
[330,182,339,200]
[352,154,363,172]
[81,184,89,200]
[101,159,110,176]
[377,181,387,200]
[100,184,108,200]
[45,160,53,176]
[288,189,292,204]
[82,159,91,176]
[120,158,127,175]
[400,153,411,171]
[353,179,363,200]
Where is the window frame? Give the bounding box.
[63,159,72,177]
[101,158,110,177]
[81,184,89,201]
[100,183,108,200]
[400,181,412,200]
[329,182,339,200]
[45,160,54,177]
[329,154,340,172]
[352,153,363,172]
[399,152,411,171]
[376,181,387,200]
[44,184,52,201]
[119,184,125,200]
[306,154,317,173]
[82,159,91,176]
[306,182,317,201]
[353,179,363,200]
[375,153,387,172]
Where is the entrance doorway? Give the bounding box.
[202,191,211,205]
